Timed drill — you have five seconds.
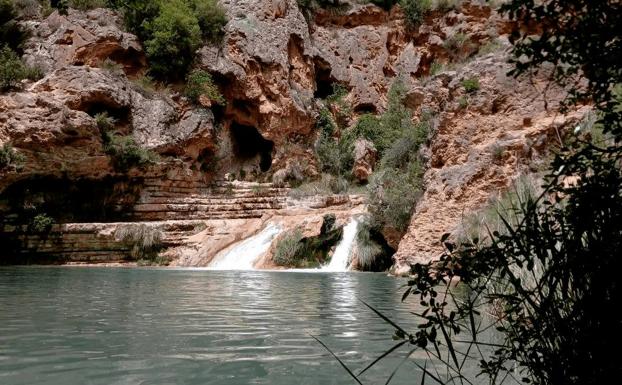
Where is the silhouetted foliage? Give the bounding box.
[501,0,622,137]
[0,0,29,53]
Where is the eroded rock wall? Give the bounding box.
[393,53,589,271]
[0,1,586,268]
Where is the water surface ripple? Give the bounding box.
[0,267,430,385]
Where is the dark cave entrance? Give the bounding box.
[314,57,336,99]
[230,123,274,172]
[354,103,378,114]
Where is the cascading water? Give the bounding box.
[210,223,281,270]
[321,218,359,272]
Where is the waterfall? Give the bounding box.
[210,223,281,270]
[321,218,359,272]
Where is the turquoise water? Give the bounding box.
[0,267,436,385]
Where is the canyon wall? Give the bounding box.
[0,1,587,269]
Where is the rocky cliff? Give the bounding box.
[0,1,587,270]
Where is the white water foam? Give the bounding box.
[209,223,281,270]
[320,218,359,272]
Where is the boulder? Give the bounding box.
[352,138,377,183]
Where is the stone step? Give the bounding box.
[142,189,289,199]
[138,196,287,205]
[129,210,271,221]
[131,202,284,212]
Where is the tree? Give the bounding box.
[144,0,202,79]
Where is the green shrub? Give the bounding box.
[94,111,116,131]
[184,69,225,105]
[348,114,382,149]
[400,0,432,27]
[95,116,158,172]
[289,173,352,198]
[108,0,160,39]
[457,174,541,243]
[314,104,353,178]
[462,77,480,93]
[316,107,336,138]
[132,74,157,95]
[144,0,202,80]
[11,0,42,18]
[23,63,43,81]
[434,0,459,12]
[273,227,304,266]
[379,120,428,170]
[478,38,503,55]
[315,135,353,177]
[104,134,158,172]
[0,142,25,171]
[367,159,423,232]
[0,45,25,91]
[491,143,504,162]
[273,219,344,268]
[458,95,468,109]
[347,78,413,156]
[355,218,387,270]
[137,255,171,266]
[429,61,443,76]
[193,0,227,42]
[443,32,467,59]
[325,83,348,104]
[115,224,163,260]
[325,83,350,128]
[31,213,54,233]
[0,45,43,90]
[297,0,349,13]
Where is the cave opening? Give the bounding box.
[0,176,144,225]
[230,123,274,172]
[314,57,336,99]
[314,67,334,99]
[82,102,132,130]
[354,103,378,114]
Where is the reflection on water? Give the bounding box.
[0,267,484,385]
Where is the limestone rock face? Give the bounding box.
[199,0,315,143]
[392,51,590,269]
[311,4,409,112]
[352,138,377,183]
[310,2,506,113]
[21,8,145,75]
[0,65,215,191]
